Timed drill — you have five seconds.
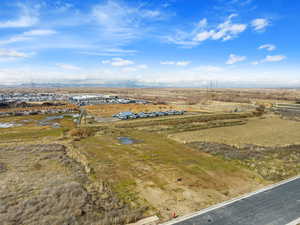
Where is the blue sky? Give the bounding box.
[0,0,299,87]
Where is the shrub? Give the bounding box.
[254,105,266,116]
[69,128,94,138]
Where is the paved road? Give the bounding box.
[163,177,300,225]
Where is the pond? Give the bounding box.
[38,115,65,127]
[117,137,137,145]
[0,123,21,128]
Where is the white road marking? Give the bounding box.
[286,217,300,225]
[161,175,300,225]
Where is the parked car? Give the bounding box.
[138,112,148,118]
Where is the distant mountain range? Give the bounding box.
[0,81,299,89]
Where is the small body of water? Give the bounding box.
[43,115,64,122]
[0,123,21,128]
[118,137,136,145]
[51,123,61,128]
[39,115,65,127]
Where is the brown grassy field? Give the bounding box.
[169,115,300,147]
[0,114,76,146]
[71,127,265,221]
[84,103,184,117]
[0,104,78,113]
[2,87,299,104]
[1,87,300,224]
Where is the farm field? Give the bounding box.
[169,115,300,147]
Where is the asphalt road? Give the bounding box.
[164,177,300,225]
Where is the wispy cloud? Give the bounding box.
[252,54,286,65]
[160,61,191,66]
[80,48,138,57]
[258,44,276,51]
[176,61,191,66]
[91,0,167,44]
[0,4,39,28]
[56,63,80,70]
[262,55,286,62]
[122,64,148,72]
[0,29,56,45]
[195,65,224,73]
[102,57,134,66]
[166,14,247,47]
[226,54,246,64]
[251,18,269,31]
[23,29,56,36]
[0,49,30,61]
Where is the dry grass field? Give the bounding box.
[0,144,143,225]
[0,104,78,113]
[39,87,300,105]
[3,87,298,105]
[84,103,180,117]
[169,115,300,147]
[71,127,264,221]
[1,87,300,224]
[0,114,76,146]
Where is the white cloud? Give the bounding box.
[167,14,247,47]
[194,30,214,42]
[56,63,80,70]
[160,61,191,66]
[262,55,286,62]
[122,67,138,72]
[142,10,162,19]
[136,64,148,69]
[252,55,287,64]
[226,54,246,64]
[0,49,28,58]
[160,61,175,65]
[251,18,269,31]
[122,64,147,72]
[0,36,32,45]
[176,61,191,66]
[23,29,56,36]
[196,65,223,73]
[80,48,138,57]
[197,18,208,28]
[0,4,38,28]
[212,15,247,41]
[258,44,276,51]
[102,57,134,67]
[0,29,56,45]
[92,0,166,43]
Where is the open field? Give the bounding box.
[0,114,76,145]
[0,104,78,113]
[0,144,143,225]
[115,113,254,129]
[1,88,300,224]
[2,87,299,105]
[169,115,300,147]
[71,127,264,221]
[21,87,299,105]
[84,103,182,117]
[188,142,300,182]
